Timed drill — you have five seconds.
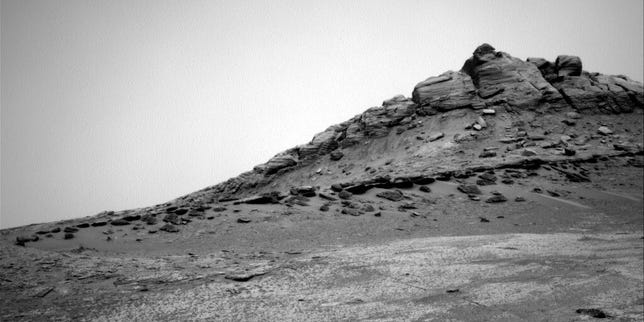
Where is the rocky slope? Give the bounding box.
[1,44,643,321]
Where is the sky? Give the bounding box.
[1,0,643,228]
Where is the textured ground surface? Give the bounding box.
[1,158,642,321]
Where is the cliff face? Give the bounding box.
[201,43,643,201]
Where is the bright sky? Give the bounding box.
[1,0,643,228]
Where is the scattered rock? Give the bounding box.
[91,221,107,227]
[345,183,371,195]
[236,191,285,204]
[575,308,609,319]
[76,223,90,228]
[480,217,490,223]
[376,190,404,201]
[373,212,382,217]
[476,173,497,186]
[338,190,353,200]
[50,227,61,233]
[318,192,337,201]
[159,224,180,233]
[64,227,79,233]
[15,235,38,246]
[329,151,344,161]
[515,196,526,202]
[331,184,344,192]
[597,126,613,135]
[225,271,267,282]
[291,186,317,197]
[563,148,576,156]
[419,185,431,193]
[110,219,130,226]
[341,208,363,216]
[163,213,182,225]
[481,109,496,115]
[562,119,576,126]
[123,214,141,221]
[429,132,445,142]
[479,150,497,158]
[485,195,508,203]
[458,184,482,195]
[237,218,252,224]
[64,233,75,240]
[212,206,227,212]
[319,204,330,212]
[174,209,189,215]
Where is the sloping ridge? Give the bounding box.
[191,43,643,202]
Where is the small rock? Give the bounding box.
[123,214,141,221]
[515,196,526,202]
[76,223,90,228]
[318,192,337,201]
[597,126,613,135]
[376,190,404,201]
[330,150,344,161]
[575,308,609,318]
[159,224,180,233]
[338,190,353,200]
[563,148,576,156]
[341,208,362,216]
[479,150,497,158]
[476,116,487,128]
[562,119,576,126]
[458,184,482,195]
[419,185,431,193]
[482,109,496,115]
[50,227,61,233]
[485,195,508,203]
[373,212,382,217]
[566,111,581,119]
[237,218,252,224]
[110,219,130,226]
[64,233,75,240]
[429,132,444,142]
[63,227,79,233]
[446,289,460,293]
[473,124,483,131]
[91,221,107,227]
[291,186,316,197]
[319,204,330,212]
[480,217,490,223]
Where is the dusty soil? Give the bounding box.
[1,156,642,321]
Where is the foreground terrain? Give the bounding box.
[1,156,642,321]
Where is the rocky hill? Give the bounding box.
[1,44,643,321]
[180,43,644,204]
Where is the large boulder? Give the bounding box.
[461,44,563,108]
[555,55,582,76]
[552,73,643,112]
[254,150,298,175]
[412,71,481,111]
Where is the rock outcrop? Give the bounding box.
[193,43,644,202]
